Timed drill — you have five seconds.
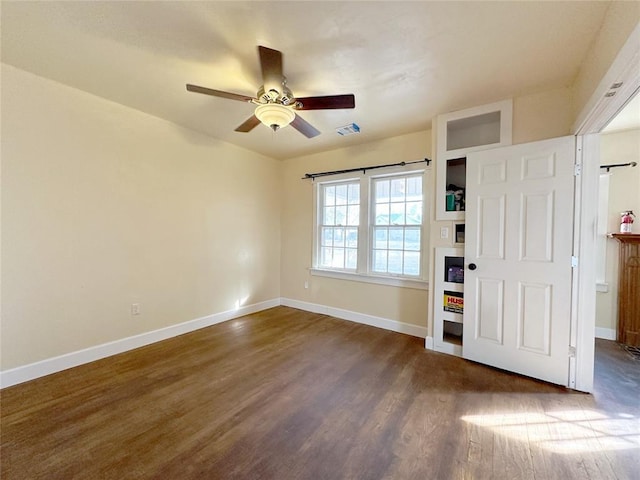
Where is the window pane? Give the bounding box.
[406,201,422,225]
[324,186,335,206]
[375,203,389,225]
[374,227,388,249]
[373,250,387,272]
[346,248,358,269]
[347,205,359,226]
[346,228,358,248]
[331,248,345,269]
[404,227,420,251]
[388,250,403,274]
[348,184,360,204]
[333,228,345,247]
[335,184,348,205]
[375,179,390,203]
[404,252,420,276]
[407,176,422,198]
[390,202,405,224]
[320,247,333,267]
[321,227,333,246]
[323,206,335,225]
[335,205,347,225]
[390,178,406,201]
[389,227,403,250]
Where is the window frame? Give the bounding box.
[311,166,430,290]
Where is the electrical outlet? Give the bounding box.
[440,227,449,239]
[131,303,141,316]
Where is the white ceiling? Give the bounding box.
[1,1,612,160]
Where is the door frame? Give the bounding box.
[571,23,640,392]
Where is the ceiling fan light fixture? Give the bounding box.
[255,103,295,131]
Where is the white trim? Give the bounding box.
[0,298,280,389]
[310,268,428,290]
[424,336,434,350]
[571,134,599,393]
[280,297,428,339]
[596,282,609,293]
[595,327,616,341]
[569,24,640,394]
[573,23,640,134]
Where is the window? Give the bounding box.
[313,169,428,287]
[318,181,360,270]
[372,175,423,276]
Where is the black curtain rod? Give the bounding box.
[302,158,431,180]
[600,161,637,172]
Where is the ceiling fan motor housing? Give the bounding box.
[257,83,295,106]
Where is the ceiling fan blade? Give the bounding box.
[291,114,321,138]
[186,84,254,103]
[235,115,261,133]
[258,46,283,92]
[295,94,355,110]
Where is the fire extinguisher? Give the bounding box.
[620,210,635,233]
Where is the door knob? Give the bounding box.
[468,263,477,270]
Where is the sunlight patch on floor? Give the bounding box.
[461,410,640,454]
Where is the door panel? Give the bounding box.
[463,136,575,386]
[476,278,504,344]
[517,281,551,354]
[477,195,506,259]
[520,192,554,262]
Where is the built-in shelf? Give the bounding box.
[435,99,513,221]
[434,247,464,356]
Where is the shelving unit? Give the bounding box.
[433,247,464,356]
[435,99,513,221]
[431,99,513,357]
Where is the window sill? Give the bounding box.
[310,268,428,290]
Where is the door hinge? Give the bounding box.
[568,346,576,358]
[571,256,579,268]
[574,164,581,176]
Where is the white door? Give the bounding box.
[463,136,575,386]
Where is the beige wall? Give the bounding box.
[280,131,432,328]
[1,65,281,370]
[596,128,640,332]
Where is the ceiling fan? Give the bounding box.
[186,46,355,138]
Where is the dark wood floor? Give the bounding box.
[1,307,638,479]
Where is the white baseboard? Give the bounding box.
[280,297,428,339]
[0,298,280,389]
[424,336,434,350]
[595,327,616,341]
[1,297,429,389]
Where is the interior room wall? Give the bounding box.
[596,128,640,335]
[280,131,432,331]
[1,64,282,371]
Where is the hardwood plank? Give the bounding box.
[1,308,638,479]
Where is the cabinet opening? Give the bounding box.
[446,111,501,151]
[446,158,466,211]
[455,224,465,243]
[443,320,463,345]
[444,256,464,283]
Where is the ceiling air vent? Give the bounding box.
[336,123,360,136]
